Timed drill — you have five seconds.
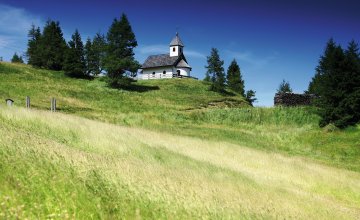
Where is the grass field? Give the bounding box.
[1,108,360,219]
[1,62,360,218]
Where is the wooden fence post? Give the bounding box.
[51,98,56,112]
[26,96,30,108]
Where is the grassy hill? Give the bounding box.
[1,62,360,218]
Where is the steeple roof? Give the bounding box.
[170,32,184,47]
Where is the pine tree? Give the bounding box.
[85,33,106,76]
[63,30,86,78]
[84,38,95,75]
[26,25,42,67]
[104,13,140,87]
[317,41,346,127]
[226,59,245,96]
[308,38,337,95]
[277,79,292,93]
[11,53,24,63]
[334,40,360,127]
[308,38,360,128]
[245,90,257,106]
[205,48,225,92]
[41,20,67,70]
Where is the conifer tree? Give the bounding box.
[308,39,337,95]
[308,38,360,128]
[64,30,86,78]
[41,20,67,70]
[205,48,225,92]
[84,38,95,75]
[277,79,292,93]
[11,53,24,63]
[85,33,106,76]
[26,25,42,67]
[245,90,257,106]
[226,59,245,96]
[334,40,360,127]
[316,40,346,127]
[104,13,140,87]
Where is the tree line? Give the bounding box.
[11,53,24,64]
[22,13,359,127]
[307,39,360,128]
[26,14,139,87]
[274,39,360,128]
[204,48,257,106]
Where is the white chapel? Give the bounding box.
[140,33,192,79]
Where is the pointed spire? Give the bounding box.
[170,32,184,47]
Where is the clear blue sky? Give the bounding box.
[1,0,359,106]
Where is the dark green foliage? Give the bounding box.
[104,13,140,87]
[41,20,67,70]
[308,39,338,95]
[226,59,245,96]
[277,79,292,93]
[26,25,42,67]
[333,41,360,127]
[11,53,24,63]
[85,33,106,76]
[308,39,360,128]
[63,30,86,78]
[205,48,226,92]
[245,90,257,106]
[84,38,94,74]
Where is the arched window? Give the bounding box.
[173,47,175,52]
[163,71,166,74]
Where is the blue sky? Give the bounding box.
[0,0,359,106]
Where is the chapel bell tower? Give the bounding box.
[169,32,184,57]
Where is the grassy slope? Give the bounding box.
[1,108,360,219]
[1,62,359,171]
[0,62,360,218]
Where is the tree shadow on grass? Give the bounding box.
[121,84,160,93]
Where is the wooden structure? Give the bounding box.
[50,98,56,112]
[26,96,30,108]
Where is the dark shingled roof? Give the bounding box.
[170,33,184,47]
[176,59,191,68]
[142,54,179,68]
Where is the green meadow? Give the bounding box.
[1,62,360,219]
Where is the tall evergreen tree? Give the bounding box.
[85,33,106,76]
[226,59,245,96]
[11,53,24,63]
[41,20,67,70]
[104,13,140,87]
[63,29,86,78]
[317,40,346,127]
[308,38,360,128]
[308,38,338,95]
[245,90,257,106]
[334,40,360,127]
[277,79,292,93]
[84,38,95,75]
[205,48,226,92]
[26,25,42,67]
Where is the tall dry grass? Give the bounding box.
[1,107,359,219]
